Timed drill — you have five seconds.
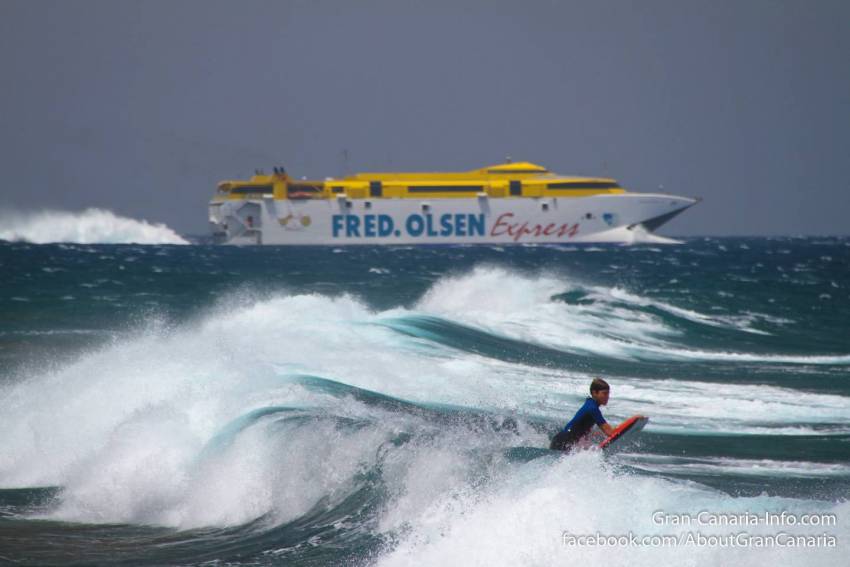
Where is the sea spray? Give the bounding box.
[0,238,847,565]
[0,208,187,244]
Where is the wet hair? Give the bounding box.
[590,378,610,394]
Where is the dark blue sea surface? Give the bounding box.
[1,238,848,565]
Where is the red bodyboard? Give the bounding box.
[599,415,649,449]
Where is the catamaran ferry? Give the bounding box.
[209,161,698,245]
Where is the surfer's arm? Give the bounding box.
[590,405,613,436]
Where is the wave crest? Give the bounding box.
[0,208,187,244]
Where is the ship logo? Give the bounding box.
[602,213,618,227]
[279,214,312,230]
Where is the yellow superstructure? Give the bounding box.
[214,161,626,202]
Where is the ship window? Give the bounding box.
[231,184,273,194]
[408,185,483,193]
[332,186,345,193]
[487,169,548,174]
[510,181,521,196]
[547,181,620,190]
[370,181,383,197]
[365,201,372,209]
[288,184,323,198]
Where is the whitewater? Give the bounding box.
[0,230,848,565]
[0,208,187,245]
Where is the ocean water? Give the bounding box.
[1,230,848,565]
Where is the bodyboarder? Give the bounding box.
[550,378,615,451]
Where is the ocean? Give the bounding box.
[1,225,848,565]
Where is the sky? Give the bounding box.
[1,0,848,236]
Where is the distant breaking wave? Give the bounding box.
[0,208,188,245]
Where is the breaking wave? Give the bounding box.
[1,261,847,565]
[0,208,187,245]
[410,266,850,365]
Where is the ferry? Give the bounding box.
[208,161,698,245]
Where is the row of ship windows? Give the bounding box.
[229,182,620,196]
[348,182,621,193]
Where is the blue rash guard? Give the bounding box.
[550,397,607,451]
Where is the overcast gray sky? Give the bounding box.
[1,0,848,236]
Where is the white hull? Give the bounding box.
[209,193,697,246]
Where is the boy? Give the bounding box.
[550,378,615,451]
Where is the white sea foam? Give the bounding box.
[0,292,533,526]
[630,345,850,365]
[376,451,849,567]
[415,266,848,364]
[600,286,771,335]
[415,267,673,358]
[619,454,850,478]
[0,274,847,565]
[0,208,187,244]
[500,364,850,436]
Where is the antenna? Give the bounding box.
[341,148,350,177]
